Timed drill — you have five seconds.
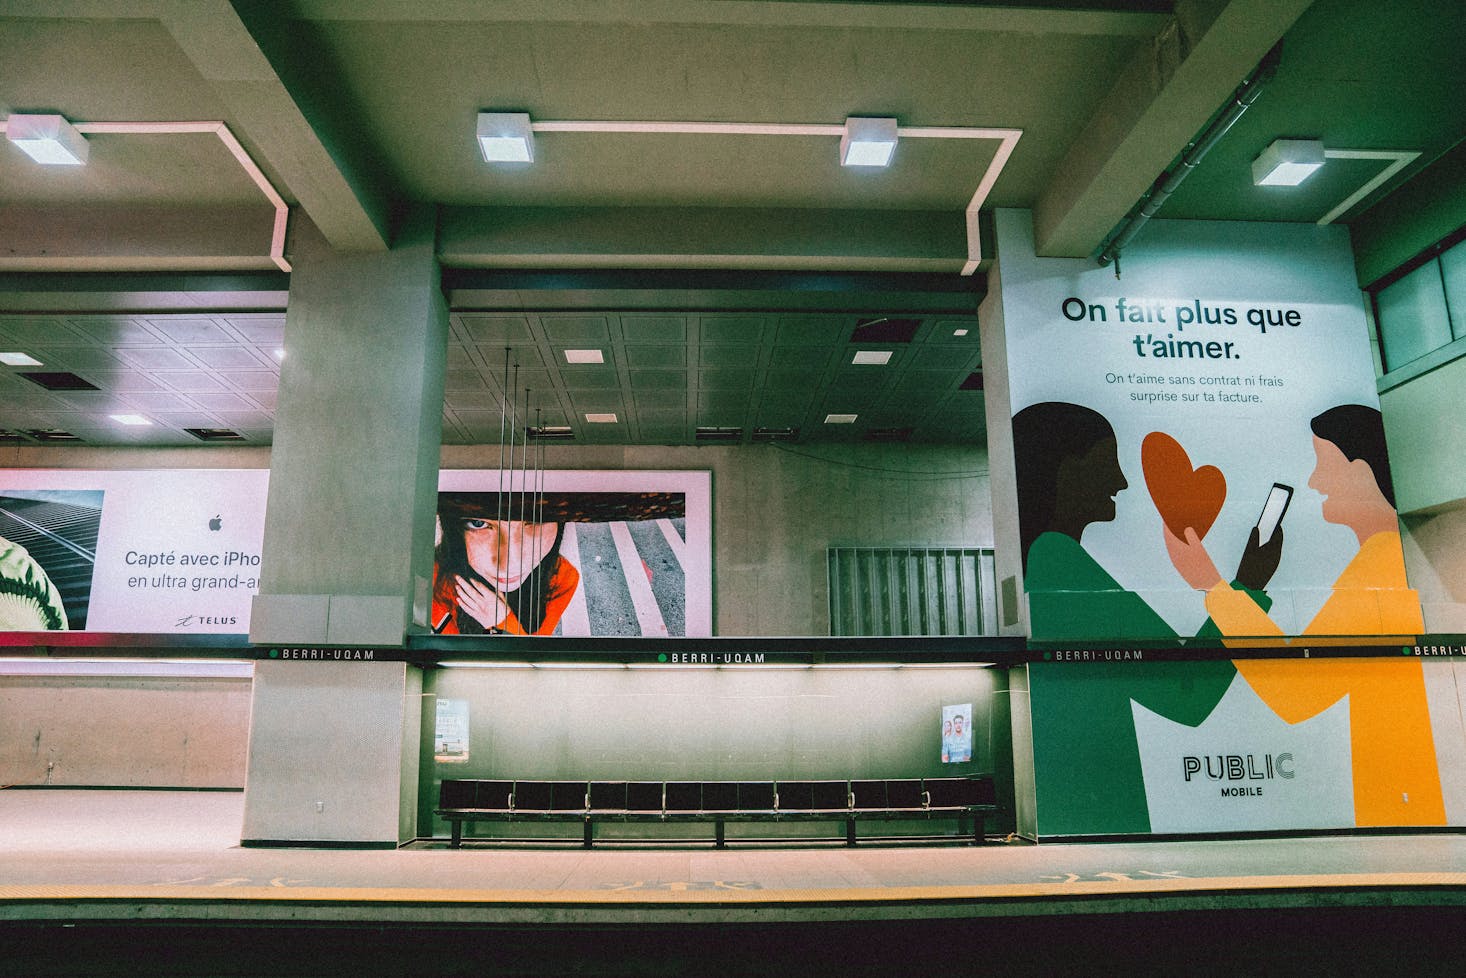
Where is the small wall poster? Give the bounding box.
[434,698,470,764]
[942,703,973,763]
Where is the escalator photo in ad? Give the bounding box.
[0,490,103,630]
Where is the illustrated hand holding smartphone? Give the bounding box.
[1236,483,1291,590]
[1254,483,1292,545]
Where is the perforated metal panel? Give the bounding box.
[827,546,997,637]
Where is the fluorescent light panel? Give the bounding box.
[841,117,898,168]
[110,414,151,426]
[852,350,892,365]
[824,413,858,424]
[1252,138,1325,187]
[477,112,535,163]
[0,352,42,366]
[564,349,604,364]
[585,412,618,423]
[5,113,88,165]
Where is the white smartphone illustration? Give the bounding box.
[1254,483,1293,545]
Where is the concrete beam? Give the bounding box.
[438,205,971,274]
[0,204,280,273]
[289,0,1171,37]
[160,1,393,253]
[1032,0,1313,258]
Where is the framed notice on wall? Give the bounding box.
[435,698,470,764]
[941,702,973,764]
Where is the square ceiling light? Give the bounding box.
[1252,138,1325,186]
[5,114,88,165]
[840,117,898,168]
[477,112,535,163]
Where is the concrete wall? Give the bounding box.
[3,441,990,638]
[443,442,992,636]
[0,670,251,788]
[425,662,1006,840]
[1379,336,1466,633]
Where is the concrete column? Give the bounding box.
[980,243,1038,837]
[242,209,445,845]
[250,209,446,644]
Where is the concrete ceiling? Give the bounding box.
[0,0,1461,447]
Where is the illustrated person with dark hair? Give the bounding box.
[1165,404,1421,637]
[1015,402,1185,638]
[1011,401,1239,834]
[1164,404,1440,827]
[0,536,68,630]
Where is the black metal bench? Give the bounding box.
[437,776,997,848]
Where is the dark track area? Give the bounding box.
[4,908,1466,978]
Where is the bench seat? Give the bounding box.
[437,776,998,848]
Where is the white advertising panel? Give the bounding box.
[0,467,711,638]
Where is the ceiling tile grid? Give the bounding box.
[0,307,985,448]
[0,313,282,446]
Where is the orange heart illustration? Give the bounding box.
[1141,431,1226,540]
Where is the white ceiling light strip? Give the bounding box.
[527,119,1023,276]
[0,118,292,273]
[1316,148,1422,226]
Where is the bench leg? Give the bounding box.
[715,819,726,849]
[450,822,462,849]
[972,814,984,845]
[584,819,594,849]
[846,818,857,847]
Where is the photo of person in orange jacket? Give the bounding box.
[432,491,684,636]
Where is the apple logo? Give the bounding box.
[209,514,222,531]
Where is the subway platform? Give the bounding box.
[3,789,1466,976]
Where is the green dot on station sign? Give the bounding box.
[269,648,279,658]
[1403,646,1412,656]
[657,653,667,663]
[1043,651,1052,661]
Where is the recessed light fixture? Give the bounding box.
[564,349,604,364]
[110,414,152,426]
[0,352,42,366]
[852,350,893,365]
[4,114,88,165]
[477,112,535,163]
[1252,138,1325,187]
[184,427,245,442]
[585,413,618,423]
[695,426,742,442]
[824,413,858,424]
[953,328,969,337]
[840,117,898,168]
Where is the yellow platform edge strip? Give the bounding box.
[4,872,1466,906]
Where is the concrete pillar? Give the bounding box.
[980,240,1038,837]
[250,209,446,643]
[242,210,446,845]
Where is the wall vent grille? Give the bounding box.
[827,546,997,637]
